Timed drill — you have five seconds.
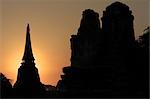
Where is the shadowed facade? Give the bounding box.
[57,2,149,98]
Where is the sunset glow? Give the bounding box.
[0,0,149,86]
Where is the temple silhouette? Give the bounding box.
[56,2,149,98]
[0,1,149,98]
[13,24,45,97]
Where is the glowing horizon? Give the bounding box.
[0,0,149,86]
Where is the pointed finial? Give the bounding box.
[22,24,35,63]
[27,23,30,33]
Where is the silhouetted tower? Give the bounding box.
[101,2,135,65]
[71,9,102,68]
[57,1,148,98]
[101,2,136,96]
[57,2,138,97]
[57,9,106,96]
[102,2,135,44]
[13,24,45,97]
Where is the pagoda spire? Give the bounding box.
[22,24,35,62]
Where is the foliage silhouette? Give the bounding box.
[0,73,13,98]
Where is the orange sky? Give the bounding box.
[0,0,149,86]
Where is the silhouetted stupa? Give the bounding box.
[13,24,45,97]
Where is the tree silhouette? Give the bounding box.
[134,27,149,98]
[0,73,13,98]
[137,27,149,48]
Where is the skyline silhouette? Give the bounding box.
[0,1,149,98]
[1,0,149,86]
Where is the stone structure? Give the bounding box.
[56,2,142,97]
[101,1,135,64]
[13,24,45,97]
[57,9,111,97]
[70,9,102,68]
